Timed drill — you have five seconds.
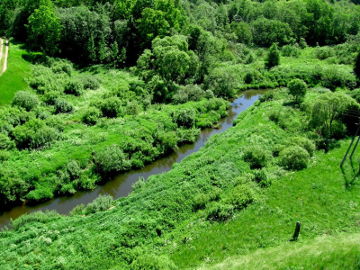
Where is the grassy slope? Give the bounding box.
[0,43,31,105]
[202,233,360,270]
[167,139,360,269]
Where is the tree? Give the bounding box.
[265,43,280,69]
[288,79,307,103]
[355,52,360,83]
[27,0,62,55]
[310,92,358,139]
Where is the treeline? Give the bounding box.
[0,0,359,67]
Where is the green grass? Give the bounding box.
[201,233,360,270]
[0,43,32,105]
[167,139,360,269]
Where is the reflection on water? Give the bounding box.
[0,89,266,229]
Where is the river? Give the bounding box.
[0,89,265,229]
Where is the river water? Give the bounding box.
[0,89,265,229]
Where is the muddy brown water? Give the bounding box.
[0,90,266,229]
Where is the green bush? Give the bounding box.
[279,146,310,170]
[12,119,59,150]
[54,99,73,114]
[64,81,84,96]
[206,202,234,222]
[82,107,101,125]
[288,79,307,103]
[266,43,280,69]
[81,76,100,90]
[224,184,256,210]
[93,145,131,175]
[12,91,39,111]
[98,97,123,118]
[0,134,15,150]
[51,60,73,75]
[172,109,196,128]
[243,146,270,169]
[289,137,316,156]
[43,91,60,105]
[71,195,113,215]
[282,44,300,57]
[315,46,335,60]
[172,84,205,104]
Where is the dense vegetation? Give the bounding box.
[1,0,360,268]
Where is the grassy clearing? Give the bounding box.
[0,43,31,105]
[167,139,360,269]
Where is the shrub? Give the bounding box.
[82,107,101,125]
[265,43,280,69]
[279,146,310,170]
[93,145,131,175]
[98,97,123,118]
[12,119,59,150]
[54,99,73,114]
[206,202,234,222]
[204,68,237,98]
[172,84,205,104]
[43,91,60,105]
[224,184,256,210]
[288,79,307,103]
[81,195,113,215]
[289,137,316,156]
[51,61,73,75]
[65,160,81,181]
[0,134,15,150]
[81,76,100,90]
[243,146,270,169]
[64,81,83,96]
[282,45,300,57]
[12,91,39,111]
[172,109,196,128]
[315,46,335,60]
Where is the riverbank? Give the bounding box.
[1,87,353,269]
[0,90,264,228]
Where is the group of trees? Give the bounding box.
[1,0,359,67]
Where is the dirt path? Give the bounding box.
[0,38,9,75]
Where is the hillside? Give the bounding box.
[0,0,360,269]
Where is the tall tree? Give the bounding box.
[265,43,280,69]
[27,0,61,55]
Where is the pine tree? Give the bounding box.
[265,43,280,69]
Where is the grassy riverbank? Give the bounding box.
[1,86,358,269]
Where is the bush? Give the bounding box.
[172,84,205,104]
[224,184,256,210]
[0,134,15,150]
[51,61,73,75]
[288,79,307,103]
[266,43,280,69]
[75,195,114,215]
[43,91,60,105]
[93,145,131,175]
[98,97,123,118]
[81,76,100,90]
[279,146,310,170]
[64,81,83,96]
[82,107,101,125]
[281,45,300,57]
[65,160,81,181]
[206,202,234,222]
[243,146,270,169]
[289,137,316,156]
[12,119,59,150]
[315,46,335,60]
[172,109,196,128]
[12,91,39,111]
[54,99,73,114]
[205,68,237,98]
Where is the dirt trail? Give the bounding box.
[0,38,8,75]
